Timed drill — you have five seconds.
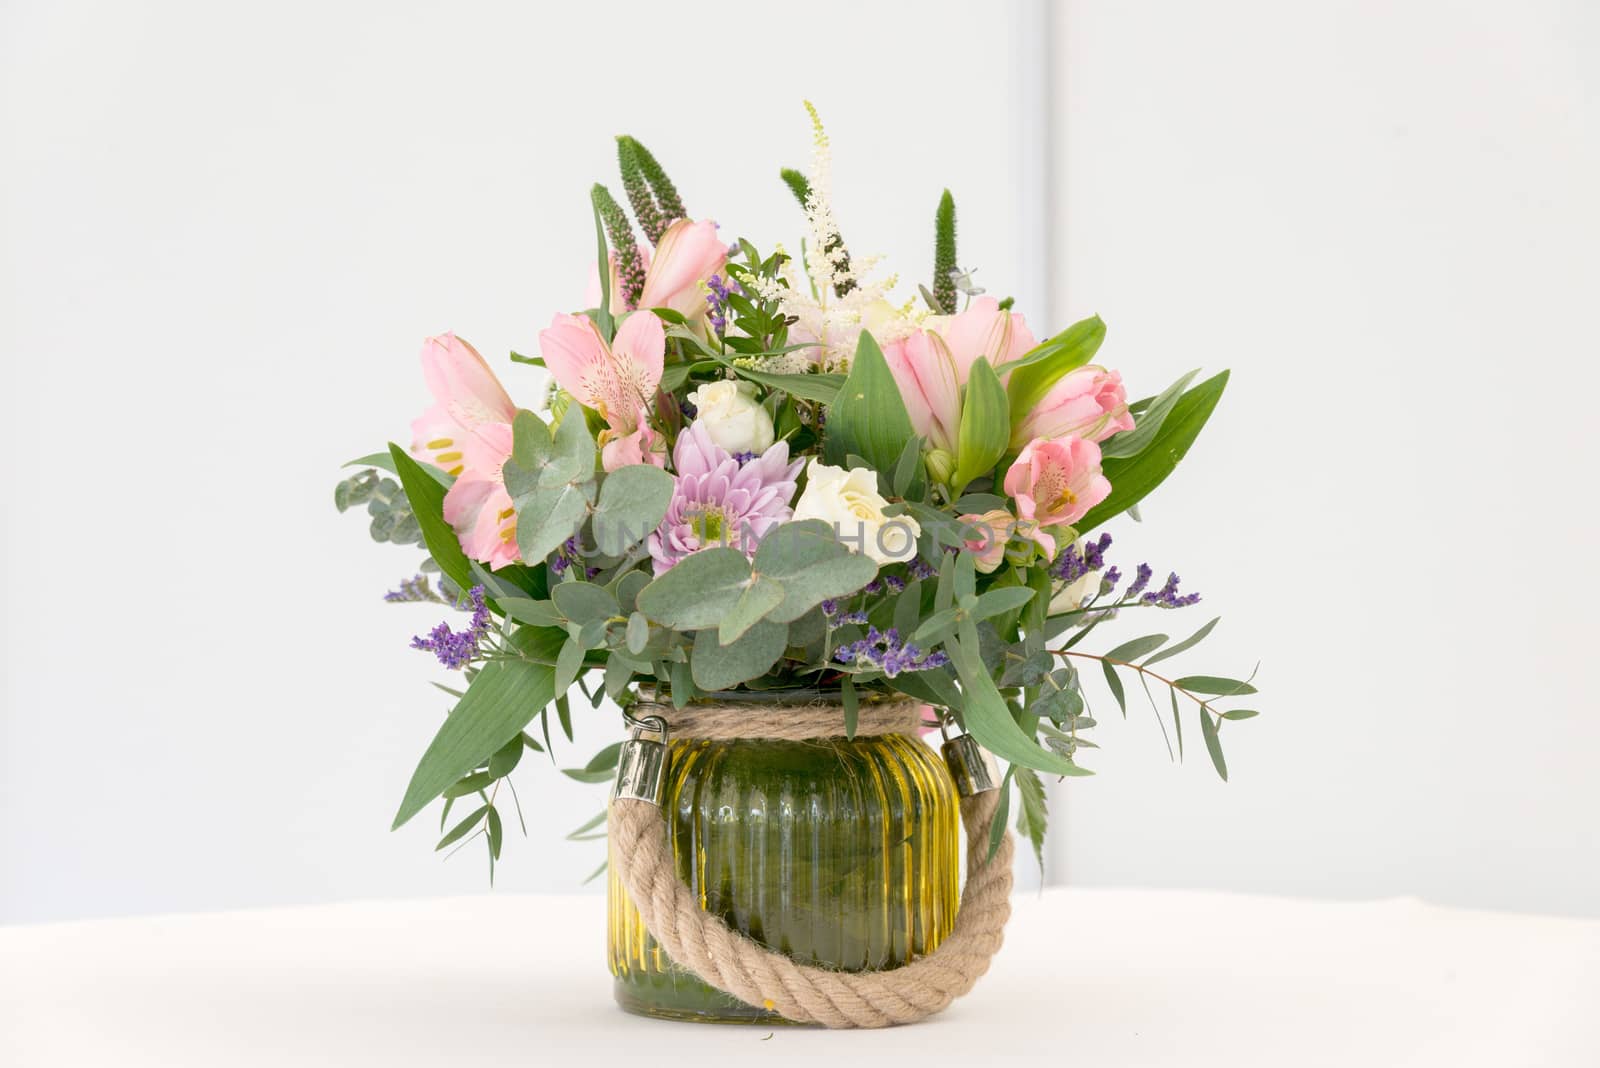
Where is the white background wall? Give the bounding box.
[0,0,1040,924]
[3,0,1597,925]
[1045,1,1600,916]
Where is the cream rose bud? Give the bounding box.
[685,380,775,455]
[791,460,922,564]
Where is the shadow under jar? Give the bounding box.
[607,691,960,1024]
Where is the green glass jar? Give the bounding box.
[607,694,960,1024]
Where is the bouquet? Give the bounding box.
[336,105,1260,877]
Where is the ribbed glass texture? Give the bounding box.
[608,730,960,1023]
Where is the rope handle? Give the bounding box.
[608,730,1014,1029]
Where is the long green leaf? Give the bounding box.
[1003,316,1106,416]
[387,443,474,595]
[392,658,556,829]
[947,624,1088,778]
[1078,371,1229,533]
[955,357,1010,493]
[824,331,915,472]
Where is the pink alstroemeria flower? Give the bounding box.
[958,508,1057,573]
[1011,366,1135,449]
[409,333,521,569]
[637,218,727,320]
[539,310,666,471]
[1003,435,1112,530]
[882,296,1037,454]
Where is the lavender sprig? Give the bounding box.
[411,585,492,670]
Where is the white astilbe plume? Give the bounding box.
[744,103,918,373]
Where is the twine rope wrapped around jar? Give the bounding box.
[607,695,1015,1029]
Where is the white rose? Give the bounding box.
[685,380,774,455]
[791,460,921,564]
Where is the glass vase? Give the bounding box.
[607,693,960,1024]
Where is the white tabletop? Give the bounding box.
[2,888,1596,1066]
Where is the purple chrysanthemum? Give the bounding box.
[647,422,803,574]
[411,585,491,670]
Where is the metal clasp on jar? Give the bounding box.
[612,707,670,806]
[939,724,1000,797]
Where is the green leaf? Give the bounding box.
[841,674,859,739]
[1014,766,1048,873]
[345,451,455,488]
[1143,617,1221,667]
[562,741,624,784]
[954,357,1010,493]
[442,770,493,798]
[486,806,503,860]
[393,659,555,829]
[497,597,562,628]
[824,331,916,472]
[591,464,675,555]
[691,620,787,690]
[387,444,474,595]
[635,548,753,629]
[612,569,651,614]
[1171,685,1184,760]
[1220,708,1259,720]
[555,637,585,694]
[626,611,649,655]
[1199,708,1228,781]
[1078,370,1229,533]
[987,767,1015,862]
[1101,660,1127,717]
[436,805,488,851]
[910,606,962,646]
[566,810,607,840]
[946,624,1088,778]
[592,199,615,340]
[730,367,845,405]
[1173,676,1259,696]
[488,735,522,778]
[506,410,597,562]
[718,575,786,645]
[1099,369,1199,460]
[1104,634,1169,663]
[971,586,1035,621]
[752,523,879,623]
[892,435,924,497]
[1002,315,1106,416]
[552,581,619,625]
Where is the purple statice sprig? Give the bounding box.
[411,585,492,670]
[834,626,949,679]
[704,274,743,334]
[384,573,449,604]
[1051,534,1202,612]
[821,598,868,626]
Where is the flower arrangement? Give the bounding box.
[336,107,1260,877]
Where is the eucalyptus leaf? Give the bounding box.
[552,582,620,625]
[591,464,675,555]
[1143,616,1221,667]
[1104,634,1169,663]
[1173,675,1259,696]
[753,524,879,623]
[719,575,786,645]
[1200,708,1228,780]
[636,548,753,629]
[691,620,787,690]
